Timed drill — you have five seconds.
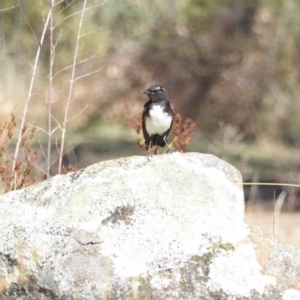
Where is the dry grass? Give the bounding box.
[172,114,196,153]
[0,114,39,193]
[246,210,300,248]
[62,164,79,174]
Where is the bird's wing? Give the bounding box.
[164,101,176,137]
[169,102,175,118]
[142,101,151,145]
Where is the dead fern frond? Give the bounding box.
[129,113,148,152]
[171,114,196,153]
[62,164,79,174]
[0,114,39,193]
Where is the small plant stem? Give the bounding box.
[273,191,275,236]
[58,0,87,174]
[47,0,55,179]
[242,182,300,188]
[0,4,19,12]
[10,8,51,190]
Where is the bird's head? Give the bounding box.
[142,85,168,102]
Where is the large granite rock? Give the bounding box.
[0,152,299,299]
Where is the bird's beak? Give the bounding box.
[142,89,152,95]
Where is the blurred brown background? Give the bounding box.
[0,0,300,246]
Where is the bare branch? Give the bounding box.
[38,140,48,161]
[69,95,77,105]
[73,67,102,83]
[46,0,55,179]
[56,0,75,14]
[0,48,36,57]
[18,0,39,47]
[0,4,19,12]
[27,154,48,176]
[51,126,60,135]
[29,92,41,98]
[67,105,89,122]
[53,55,96,78]
[51,115,63,131]
[55,138,60,153]
[10,9,52,190]
[54,0,66,7]
[20,117,49,135]
[48,29,62,72]
[54,10,83,29]
[38,0,45,23]
[80,27,102,38]
[54,29,62,49]
[66,22,77,37]
[20,115,59,136]
[58,0,87,174]
[53,2,107,29]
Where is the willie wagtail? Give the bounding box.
[142,85,175,159]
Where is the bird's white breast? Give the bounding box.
[145,104,172,135]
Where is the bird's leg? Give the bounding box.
[163,136,173,154]
[146,139,153,160]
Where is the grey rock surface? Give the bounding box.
[0,152,299,300]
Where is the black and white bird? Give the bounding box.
[142,85,175,159]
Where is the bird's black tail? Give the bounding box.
[151,135,166,147]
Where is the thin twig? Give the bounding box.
[66,22,77,36]
[272,191,275,236]
[69,95,77,105]
[55,137,60,153]
[38,140,48,161]
[53,0,65,7]
[0,4,19,12]
[53,55,96,78]
[245,171,260,212]
[80,27,102,38]
[27,155,48,176]
[20,115,60,136]
[73,67,102,83]
[53,3,106,29]
[47,0,55,179]
[58,0,87,174]
[67,105,89,122]
[19,117,48,135]
[18,0,39,47]
[0,48,36,58]
[242,182,300,188]
[10,8,51,190]
[56,0,75,15]
[51,115,63,131]
[53,29,62,50]
[273,191,287,237]
[39,0,45,23]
